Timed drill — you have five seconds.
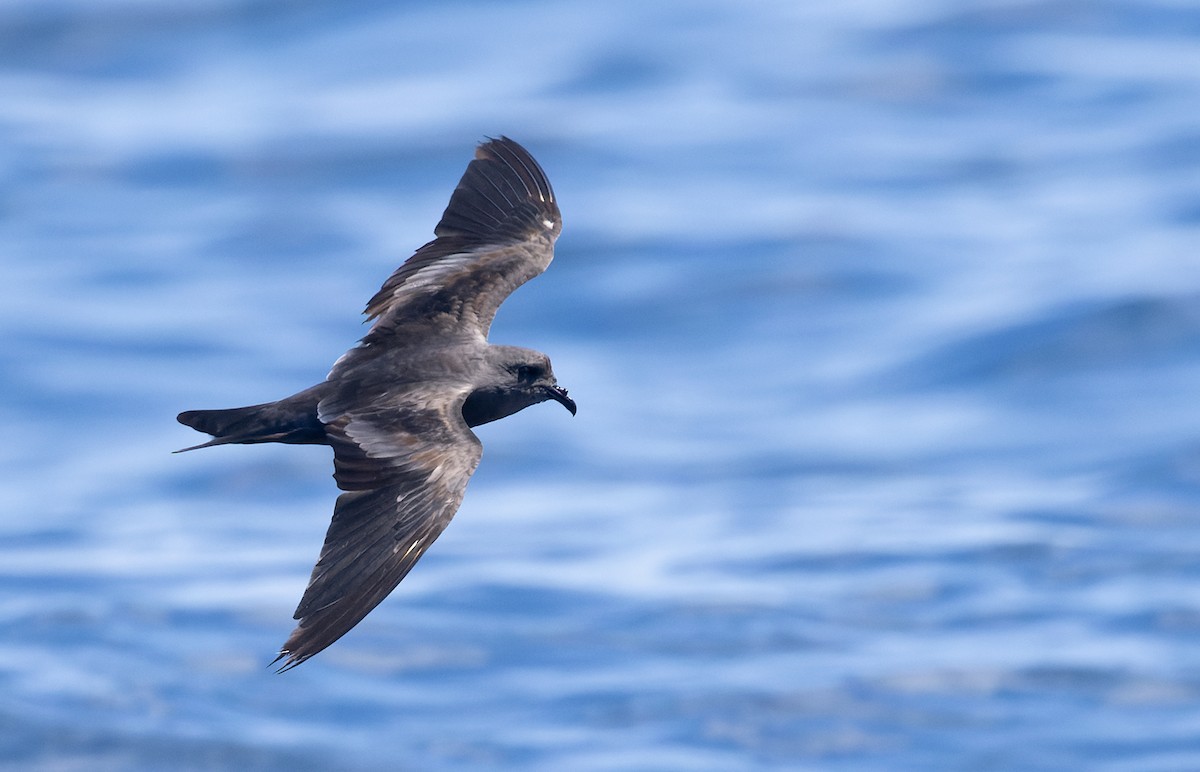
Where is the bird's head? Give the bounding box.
[462,347,576,427]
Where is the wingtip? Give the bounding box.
[432,136,559,243]
[270,649,305,674]
[476,134,516,156]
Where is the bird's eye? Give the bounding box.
[515,364,542,380]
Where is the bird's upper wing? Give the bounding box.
[361,136,560,345]
[273,387,482,671]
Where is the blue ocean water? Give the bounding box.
[3,0,1200,769]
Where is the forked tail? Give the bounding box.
[175,388,327,452]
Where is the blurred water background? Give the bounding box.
[3,0,1200,769]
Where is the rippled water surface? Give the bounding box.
[3,1,1200,769]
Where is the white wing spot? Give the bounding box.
[394,537,424,558]
[542,219,555,230]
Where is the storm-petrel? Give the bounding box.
[177,137,575,671]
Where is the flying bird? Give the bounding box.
[176,137,575,671]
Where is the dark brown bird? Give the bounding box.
[176,137,575,671]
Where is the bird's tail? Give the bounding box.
[175,387,327,452]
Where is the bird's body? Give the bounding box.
[177,138,574,671]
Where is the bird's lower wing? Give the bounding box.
[274,400,482,671]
